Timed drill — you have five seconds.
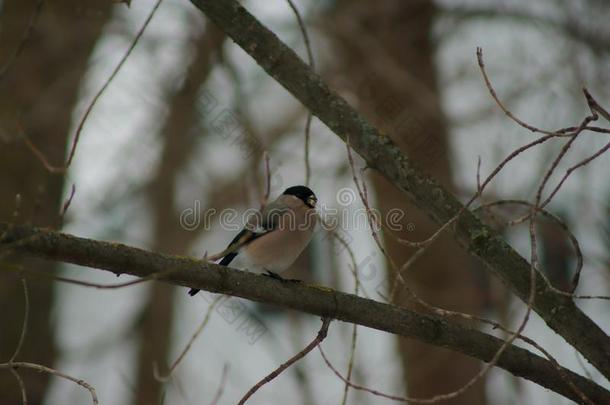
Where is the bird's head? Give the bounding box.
[282,185,317,209]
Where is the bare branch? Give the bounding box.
[476,200,586,294]
[58,183,76,227]
[0,0,45,81]
[540,141,610,210]
[0,362,98,405]
[187,0,610,379]
[319,345,408,402]
[584,88,610,122]
[284,0,315,186]
[23,0,164,173]
[260,151,271,209]
[1,223,609,403]
[341,322,358,405]
[209,363,229,405]
[10,279,29,363]
[153,296,222,381]
[345,135,592,403]
[238,317,331,404]
[9,368,27,405]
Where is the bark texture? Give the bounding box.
[1,223,609,404]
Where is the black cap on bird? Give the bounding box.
[282,185,317,208]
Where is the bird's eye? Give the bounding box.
[307,196,317,208]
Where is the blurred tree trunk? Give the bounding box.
[0,1,110,403]
[133,24,225,405]
[325,2,486,403]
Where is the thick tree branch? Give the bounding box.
[1,223,609,404]
[187,0,610,380]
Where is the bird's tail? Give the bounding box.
[188,253,237,296]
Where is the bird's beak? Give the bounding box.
[306,195,317,208]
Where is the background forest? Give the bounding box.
[1,0,610,404]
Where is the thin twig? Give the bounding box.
[474,200,610,299]
[477,48,556,135]
[343,70,595,404]
[285,0,315,186]
[389,55,608,300]
[3,221,609,402]
[319,345,411,402]
[345,122,596,402]
[0,362,98,404]
[336,223,362,405]
[304,114,313,186]
[390,132,563,253]
[154,296,222,381]
[319,214,371,299]
[346,148,542,403]
[10,279,29,363]
[182,3,610,379]
[6,279,30,405]
[345,139,401,280]
[260,151,271,209]
[9,368,27,405]
[539,141,610,211]
[58,183,76,226]
[0,0,45,80]
[209,363,229,405]
[23,0,164,173]
[1,262,174,290]
[583,88,610,122]
[341,323,358,405]
[491,119,607,228]
[321,333,592,405]
[237,317,331,404]
[518,102,594,405]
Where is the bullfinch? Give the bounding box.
[188,185,317,296]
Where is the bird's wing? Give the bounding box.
[219,228,266,266]
[188,200,292,297]
[223,197,294,264]
[188,229,260,296]
[256,199,291,230]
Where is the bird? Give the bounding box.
[188,185,318,296]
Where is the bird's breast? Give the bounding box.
[241,211,316,273]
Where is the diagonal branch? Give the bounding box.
[187,0,610,380]
[238,317,331,404]
[1,223,610,404]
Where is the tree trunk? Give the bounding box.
[133,24,225,405]
[325,2,486,403]
[0,1,110,403]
